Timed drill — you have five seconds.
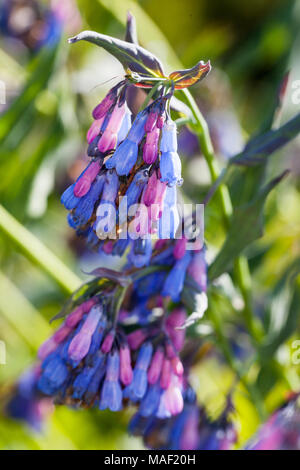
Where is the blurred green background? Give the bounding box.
[0,0,299,450]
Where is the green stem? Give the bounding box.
[139,81,163,111]
[181,89,261,340]
[0,204,81,295]
[181,89,266,417]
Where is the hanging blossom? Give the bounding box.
[246,393,300,450]
[61,81,184,262]
[130,387,237,450]
[33,236,207,418]
[4,366,53,431]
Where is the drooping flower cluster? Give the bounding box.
[130,386,237,450]
[32,233,207,420]
[4,366,53,431]
[36,294,188,417]
[61,82,183,260]
[246,393,300,450]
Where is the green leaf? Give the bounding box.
[0,45,59,148]
[68,30,165,79]
[230,113,300,167]
[50,277,114,323]
[209,170,290,281]
[258,260,300,360]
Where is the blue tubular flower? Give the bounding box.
[139,383,162,417]
[99,351,123,412]
[37,355,69,396]
[118,169,149,226]
[124,342,153,402]
[95,169,119,237]
[112,238,130,256]
[162,251,192,302]
[160,121,178,153]
[158,186,180,239]
[61,183,81,210]
[5,367,53,431]
[71,352,105,401]
[128,238,153,268]
[160,151,182,187]
[117,108,132,145]
[127,111,148,144]
[71,174,105,229]
[105,111,147,175]
[107,140,139,175]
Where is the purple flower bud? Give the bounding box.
[188,249,207,292]
[145,108,159,133]
[120,344,133,386]
[143,127,160,164]
[148,348,164,384]
[74,160,101,197]
[173,237,187,260]
[86,116,105,144]
[68,305,102,361]
[92,91,116,120]
[160,358,171,389]
[101,330,115,353]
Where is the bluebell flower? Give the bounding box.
[160,151,182,187]
[99,351,123,411]
[162,251,192,301]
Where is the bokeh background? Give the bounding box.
[0,0,299,450]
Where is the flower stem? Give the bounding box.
[181,89,266,418]
[181,89,262,341]
[0,204,81,295]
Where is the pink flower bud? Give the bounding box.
[165,309,186,351]
[145,109,158,133]
[92,92,116,120]
[53,324,72,343]
[38,337,57,360]
[187,250,207,292]
[160,358,171,389]
[68,306,102,361]
[163,380,184,415]
[143,127,160,164]
[156,114,165,129]
[74,160,101,197]
[98,104,126,153]
[120,344,133,385]
[127,329,147,350]
[66,299,96,328]
[171,356,184,376]
[173,237,187,260]
[102,240,114,254]
[148,348,164,384]
[101,330,115,353]
[87,116,105,144]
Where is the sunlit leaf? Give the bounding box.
[68,30,165,79]
[169,60,211,89]
[209,170,290,280]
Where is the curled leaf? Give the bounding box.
[169,60,211,89]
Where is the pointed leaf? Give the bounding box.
[68,30,165,79]
[125,11,138,44]
[230,113,300,167]
[209,170,290,281]
[169,60,211,89]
